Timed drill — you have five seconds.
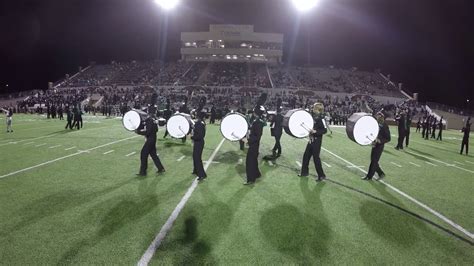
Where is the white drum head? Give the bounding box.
[167,115,190,138]
[288,110,314,138]
[221,114,248,141]
[123,111,141,131]
[353,116,379,145]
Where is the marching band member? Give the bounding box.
[460,117,471,155]
[191,97,207,181]
[137,106,165,176]
[244,105,266,185]
[2,107,13,133]
[394,108,406,150]
[437,116,444,141]
[363,111,391,180]
[270,99,283,158]
[299,103,327,182]
[163,99,172,138]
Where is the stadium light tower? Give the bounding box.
[154,0,180,10]
[291,0,320,12]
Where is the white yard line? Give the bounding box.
[465,161,474,165]
[323,162,332,168]
[65,146,76,151]
[35,143,47,147]
[49,145,62,149]
[425,162,437,167]
[177,155,186,162]
[409,162,421,167]
[126,152,136,157]
[405,150,474,174]
[138,138,226,266]
[295,161,302,167]
[0,136,138,179]
[103,150,115,155]
[390,162,402,168]
[453,161,464,165]
[347,165,365,168]
[321,147,474,241]
[23,142,35,145]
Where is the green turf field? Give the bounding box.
[0,114,473,265]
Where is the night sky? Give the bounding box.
[1,0,473,109]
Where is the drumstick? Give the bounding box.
[300,123,312,132]
[178,126,186,136]
[231,132,240,140]
[366,136,375,143]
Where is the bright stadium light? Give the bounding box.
[154,0,180,10]
[291,0,319,12]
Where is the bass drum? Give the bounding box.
[166,113,194,139]
[122,109,148,131]
[220,112,249,141]
[346,112,379,146]
[283,109,314,138]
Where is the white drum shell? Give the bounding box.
[283,109,314,138]
[122,110,147,131]
[167,113,193,139]
[346,113,380,146]
[220,113,249,141]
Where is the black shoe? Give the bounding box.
[197,176,207,181]
[298,173,308,177]
[316,177,324,182]
[136,173,146,177]
[244,181,255,185]
[362,176,372,180]
[394,147,399,150]
[377,173,385,180]
[157,169,166,174]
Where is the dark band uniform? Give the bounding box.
[192,117,207,180]
[271,111,283,157]
[65,108,73,129]
[365,120,391,180]
[300,115,327,180]
[246,116,264,183]
[163,107,172,138]
[460,119,471,155]
[395,113,406,149]
[138,117,165,175]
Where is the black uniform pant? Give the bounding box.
[246,144,261,182]
[405,130,410,147]
[431,129,436,138]
[367,144,385,179]
[163,129,169,138]
[300,139,326,178]
[272,133,282,155]
[239,140,245,150]
[416,126,421,133]
[193,140,206,178]
[396,131,405,148]
[437,130,442,141]
[460,138,469,155]
[65,119,73,129]
[422,127,426,138]
[139,139,164,174]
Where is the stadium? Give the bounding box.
[0,0,473,265]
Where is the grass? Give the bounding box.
[0,114,473,265]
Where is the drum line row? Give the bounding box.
[123,108,380,145]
